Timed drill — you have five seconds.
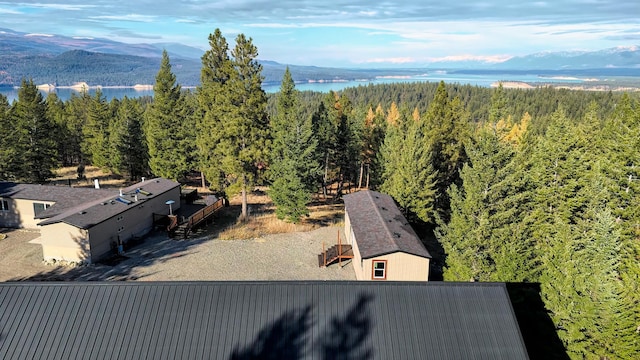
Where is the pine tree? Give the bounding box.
[310,99,335,197]
[0,94,14,179]
[198,30,269,220]
[423,81,470,219]
[380,110,437,223]
[111,97,148,179]
[63,91,92,167]
[437,128,534,282]
[146,50,189,180]
[269,68,320,222]
[10,79,58,182]
[82,89,111,168]
[197,29,233,192]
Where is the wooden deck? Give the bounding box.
[168,198,225,239]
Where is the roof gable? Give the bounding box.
[0,281,528,360]
[343,190,431,259]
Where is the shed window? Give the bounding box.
[0,199,8,211]
[33,202,51,216]
[372,260,387,280]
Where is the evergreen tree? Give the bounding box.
[10,79,58,182]
[198,30,269,219]
[358,105,385,189]
[146,50,190,180]
[0,94,14,179]
[82,89,111,168]
[197,29,234,194]
[310,99,335,197]
[269,68,320,222]
[437,128,533,282]
[64,91,92,167]
[111,97,148,179]
[380,110,437,223]
[423,81,470,219]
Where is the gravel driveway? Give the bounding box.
[0,226,355,282]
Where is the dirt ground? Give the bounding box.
[0,225,355,282]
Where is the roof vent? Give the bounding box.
[393,232,401,238]
[381,206,387,211]
[78,211,87,215]
[116,197,132,205]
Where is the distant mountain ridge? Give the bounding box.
[0,27,638,86]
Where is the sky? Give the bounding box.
[1,1,639,67]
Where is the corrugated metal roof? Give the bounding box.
[343,190,431,259]
[0,281,528,360]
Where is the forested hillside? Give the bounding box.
[1,30,639,358]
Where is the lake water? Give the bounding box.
[0,72,588,103]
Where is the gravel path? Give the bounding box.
[0,226,355,282]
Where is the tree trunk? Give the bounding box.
[358,162,364,189]
[365,163,370,189]
[241,174,248,221]
[323,153,330,199]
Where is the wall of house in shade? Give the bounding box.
[39,222,89,263]
[0,198,55,229]
[86,186,180,263]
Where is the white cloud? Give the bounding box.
[0,7,21,14]
[427,55,513,63]
[8,2,95,11]
[89,14,156,23]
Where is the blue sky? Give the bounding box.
[1,1,638,67]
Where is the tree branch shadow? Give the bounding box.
[319,293,373,360]
[230,305,312,360]
[229,293,374,360]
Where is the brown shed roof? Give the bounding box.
[343,190,431,259]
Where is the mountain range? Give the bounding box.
[0,27,638,87]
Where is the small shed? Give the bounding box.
[343,190,431,281]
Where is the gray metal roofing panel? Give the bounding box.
[0,281,528,360]
[343,190,432,259]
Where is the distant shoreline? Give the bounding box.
[35,83,155,91]
[491,81,640,92]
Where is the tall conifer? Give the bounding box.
[146,50,189,180]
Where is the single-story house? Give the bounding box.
[0,281,529,359]
[0,178,180,263]
[343,190,431,281]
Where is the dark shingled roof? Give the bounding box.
[0,281,528,360]
[0,182,113,218]
[343,190,431,259]
[38,178,180,229]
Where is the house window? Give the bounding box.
[372,260,387,280]
[0,199,8,211]
[33,202,51,217]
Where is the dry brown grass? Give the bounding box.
[52,166,130,188]
[217,187,344,240]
